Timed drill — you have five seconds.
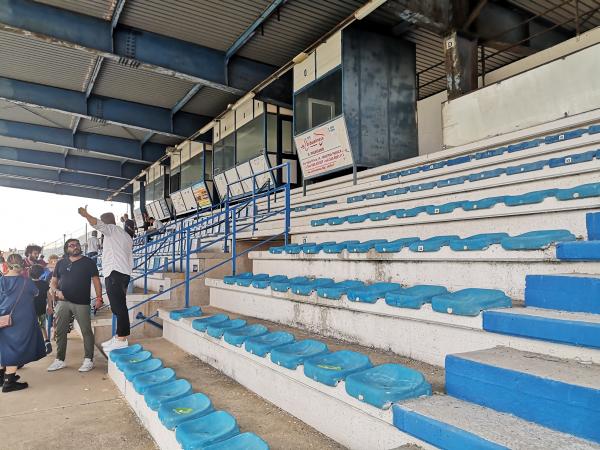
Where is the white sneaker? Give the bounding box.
[101,336,116,348]
[47,359,66,372]
[103,338,128,353]
[78,358,94,372]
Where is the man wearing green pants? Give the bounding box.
[46,239,103,373]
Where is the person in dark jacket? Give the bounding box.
[0,254,46,393]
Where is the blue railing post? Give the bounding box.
[252,179,257,232]
[223,196,230,253]
[185,229,191,308]
[171,226,176,272]
[143,240,148,294]
[285,162,291,246]
[232,207,237,276]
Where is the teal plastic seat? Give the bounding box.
[500,229,576,250]
[431,288,512,316]
[374,237,420,253]
[132,368,177,394]
[237,274,268,287]
[176,411,239,450]
[555,182,600,200]
[303,241,336,253]
[158,392,213,430]
[252,275,288,289]
[345,364,432,409]
[347,282,402,303]
[207,319,247,338]
[223,324,269,347]
[170,306,203,321]
[347,239,388,253]
[271,276,310,293]
[270,340,330,369]
[385,285,448,309]
[122,358,163,381]
[109,343,143,362]
[115,350,152,370]
[462,196,506,211]
[436,176,466,188]
[322,240,360,254]
[290,278,335,296]
[425,202,465,215]
[224,272,252,284]
[245,331,295,357]
[468,168,505,182]
[304,350,373,386]
[448,233,509,251]
[203,432,269,450]
[346,214,369,223]
[504,189,557,206]
[317,280,365,300]
[396,206,427,218]
[409,235,460,252]
[144,379,193,411]
[192,314,229,332]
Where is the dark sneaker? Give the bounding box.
[45,341,53,355]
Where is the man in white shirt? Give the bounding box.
[78,207,133,352]
[86,231,100,259]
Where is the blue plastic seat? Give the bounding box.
[303,241,336,254]
[549,150,596,168]
[223,272,253,285]
[122,358,163,381]
[504,189,557,206]
[409,182,436,192]
[500,229,576,250]
[385,187,409,197]
[316,280,365,300]
[290,278,335,296]
[431,288,512,316]
[347,239,388,253]
[365,191,386,200]
[385,285,449,309]
[292,205,307,212]
[132,368,177,394]
[555,182,600,200]
[462,196,506,211]
[347,282,402,303]
[192,314,229,332]
[505,160,547,175]
[448,233,510,251]
[346,214,369,224]
[446,155,471,166]
[420,161,445,172]
[311,218,329,227]
[144,379,193,411]
[400,167,421,176]
[203,433,269,450]
[109,343,144,362]
[507,139,541,152]
[237,274,269,287]
[326,216,346,226]
[170,306,203,321]
[544,128,586,144]
[345,364,432,409]
[269,244,298,255]
[322,240,361,254]
[467,168,505,182]
[374,237,420,253]
[348,194,366,203]
[271,276,310,293]
[304,350,373,386]
[425,202,465,215]
[176,411,239,450]
[207,319,247,338]
[251,275,288,289]
[474,147,506,159]
[270,339,330,369]
[396,206,427,218]
[381,172,399,181]
[369,211,395,221]
[245,331,295,357]
[158,393,213,430]
[115,350,152,370]
[409,235,460,252]
[223,324,269,347]
[436,176,466,188]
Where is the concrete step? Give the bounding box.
[394,394,600,450]
[525,273,600,314]
[206,278,600,367]
[483,307,600,349]
[446,347,600,443]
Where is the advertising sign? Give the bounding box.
[294,116,354,179]
[191,181,212,208]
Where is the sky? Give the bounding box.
[0,187,129,253]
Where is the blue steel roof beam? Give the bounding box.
[0,176,131,203]
[0,77,211,138]
[0,0,285,99]
[0,146,146,179]
[0,164,125,191]
[0,119,164,163]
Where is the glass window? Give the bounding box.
[204,150,213,180]
[267,114,277,153]
[133,189,141,211]
[294,68,342,134]
[145,180,155,203]
[213,142,224,174]
[181,153,203,189]
[282,119,294,154]
[236,115,264,164]
[223,134,235,171]
[154,175,164,201]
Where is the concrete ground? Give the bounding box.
[0,334,156,450]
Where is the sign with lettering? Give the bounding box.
[294,116,354,179]
[191,181,212,208]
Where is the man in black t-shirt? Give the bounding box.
[47,239,103,373]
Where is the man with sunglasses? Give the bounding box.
[46,239,102,372]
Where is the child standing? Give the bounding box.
[29,265,52,354]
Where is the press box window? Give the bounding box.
[236,115,264,164]
[294,68,342,134]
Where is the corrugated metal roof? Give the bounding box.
[0,135,67,154]
[78,119,143,140]
[0,29,94,92]
[0,99,73,128]
[181,86,239,117]
[120,0,272,51]
[92,59,195,109]
[33,0,116,20]
[509,0,600,32]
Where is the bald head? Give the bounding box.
[100,212,116,225]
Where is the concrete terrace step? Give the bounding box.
[525,273,600,314]
[446,347,600,443]
[394,394,600,450]
[206,278,600,367]
[483,307,600,349]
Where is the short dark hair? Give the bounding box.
[100,212,116,225]
[29,264,45,280]
[25,244,42,257]
[63,238,80,254]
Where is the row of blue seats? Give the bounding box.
[353,148,599,204]
[380,125,598,181]
[223,273,512,316]
[292,199,337,213]
[312,181,600,227]
[109,341,269,450]
[170,306,432,408]
[269,229,575,254]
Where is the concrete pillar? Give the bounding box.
[444,31,478,99]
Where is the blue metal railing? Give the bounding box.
[112,162,291,334]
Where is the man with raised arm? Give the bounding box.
[78,207,133,352]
